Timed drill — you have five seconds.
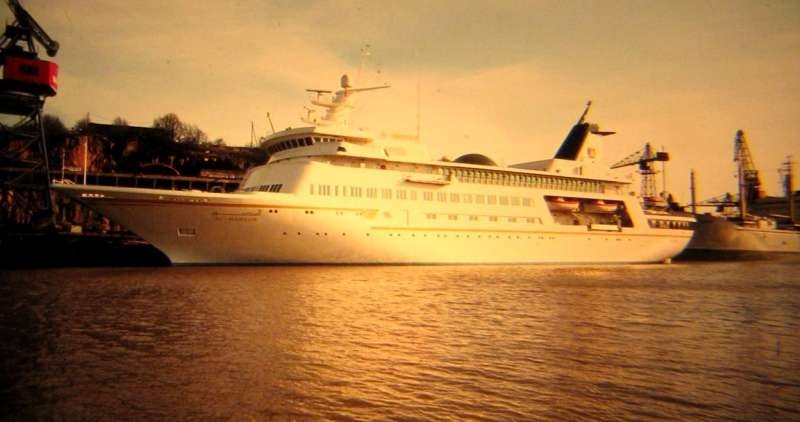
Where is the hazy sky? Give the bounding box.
[7,0,800,202]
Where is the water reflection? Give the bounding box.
[1,263,798,419]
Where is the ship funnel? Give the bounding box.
[554,101,615,160]
[341,74,351,89]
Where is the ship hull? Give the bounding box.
[680,214,800,260]
[53,184,692,265]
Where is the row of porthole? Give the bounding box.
[282,232,347,236]
[379,233,632,241]
[275,231,635,243]
[375,233,557,240]
[586,237,631,241]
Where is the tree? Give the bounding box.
[71,115,91,134]
[182,123,207,145]
[152,113,182,142]
[36,114,68,143]
[112,116,129,126]
[152,113,208,145]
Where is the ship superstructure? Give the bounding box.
[52,76,694,264]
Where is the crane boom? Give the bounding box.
[733,129,762,207]
[610,142,669,169]
[611,142,670,206]
[2,0,59,57]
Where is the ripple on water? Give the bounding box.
[1,262,799,419]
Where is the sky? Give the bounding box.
[5,0,800,202]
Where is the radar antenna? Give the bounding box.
[301,74,389,126]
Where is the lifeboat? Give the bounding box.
[582,199,618,213]
[547,197,581,212]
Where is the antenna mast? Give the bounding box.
[250,121,256,147]
[416,79,421,141]
[358,44,371,84]
[266,112,275,134]
[690,169,697,215]
[780,156,796,225]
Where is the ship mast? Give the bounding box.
[780,156,796,225]
[690,169,697,215]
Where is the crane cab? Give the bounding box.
[1,54,58,96]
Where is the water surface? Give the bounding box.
[2,262,799,419]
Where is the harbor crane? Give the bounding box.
[1,0,59,98]
[733,129,763,217]
[611,143,669,204]
[695,130,767,217]
[0,0,60,218]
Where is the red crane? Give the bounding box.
[0,0,59,98]
[0,0,59,218]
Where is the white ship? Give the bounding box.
[52,75,695,265]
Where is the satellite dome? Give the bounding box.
[454,153,497,166]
